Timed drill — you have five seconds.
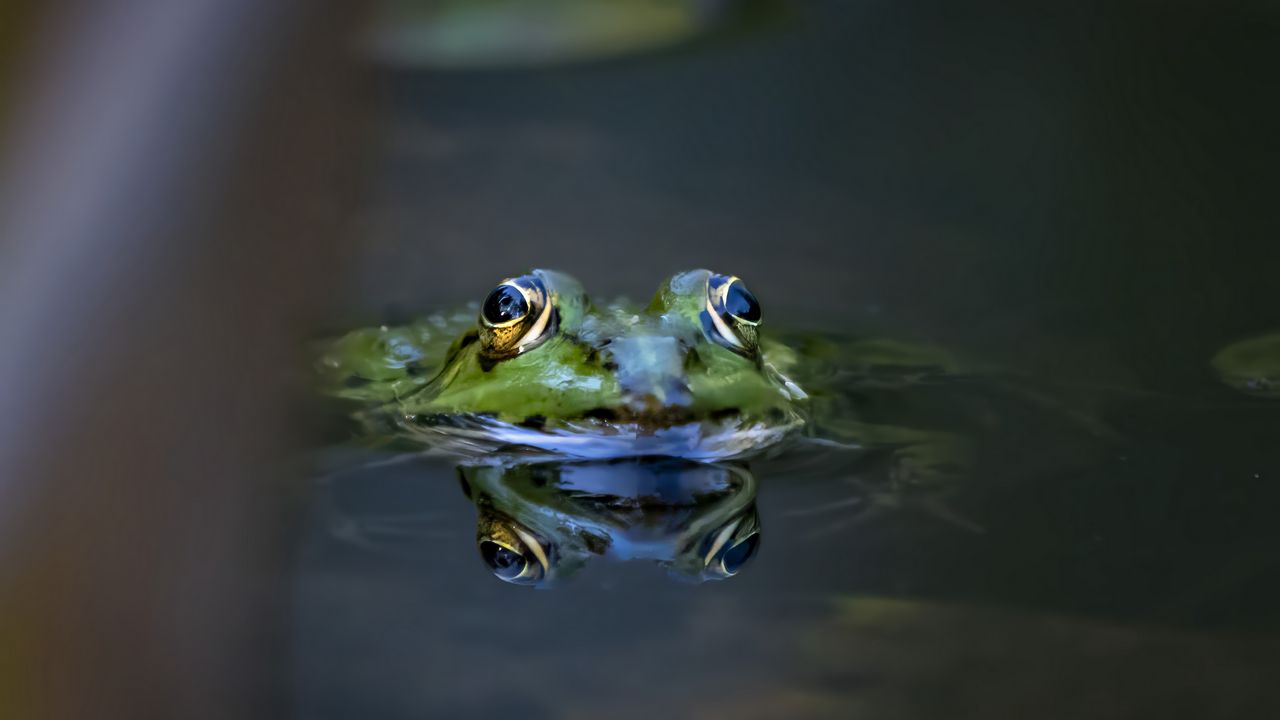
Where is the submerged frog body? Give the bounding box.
[320,269,808,459]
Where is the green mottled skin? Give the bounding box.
[319,269,803,427]
[317,268,982,490]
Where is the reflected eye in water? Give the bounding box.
[478,273,555,358]
[696,506,762,581]
[476,514,551,586]
[704,273,761,356]
[479,540,533,582]
[720,532,760,575]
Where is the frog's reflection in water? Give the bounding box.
[462,458,760,587]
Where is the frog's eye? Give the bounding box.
[478,274,555,358]
[478,518,550,586]
[698,508,761,580]
[705,273,761,355]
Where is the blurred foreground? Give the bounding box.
[3,2,1279,719]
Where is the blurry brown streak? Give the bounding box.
[0,2,371,718]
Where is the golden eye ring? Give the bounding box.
[478,520,551,585]
[478,274,555,358]
[705,273,761,354]
[699,508,762,580]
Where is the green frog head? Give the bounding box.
[321,269,808,459]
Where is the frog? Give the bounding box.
[316,269,984,559]
[319,269,811,460]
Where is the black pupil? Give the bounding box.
[483,285,529,325]
[481,541,527,579]
[721,533,759,575]
[725,282,761,323]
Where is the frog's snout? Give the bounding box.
[605,336,693,413]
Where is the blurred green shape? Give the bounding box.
[1211,332,1280,398]
[369,0,733,69]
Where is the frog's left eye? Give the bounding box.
[705,273,761,355]
[479,274,555,358]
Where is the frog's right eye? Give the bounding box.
[704,273,761,357]
[478,274,554,358]
[478,520,550,586]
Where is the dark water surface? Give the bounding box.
[293,2,1280,718]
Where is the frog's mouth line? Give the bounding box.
[512,404,730,429]
[399,412,804,461]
